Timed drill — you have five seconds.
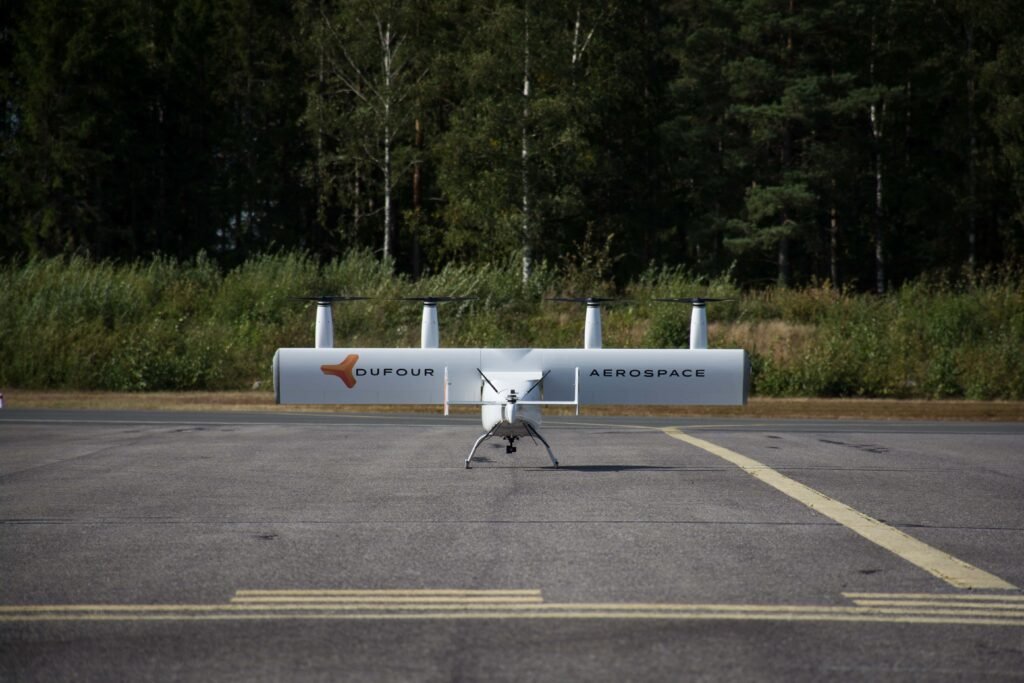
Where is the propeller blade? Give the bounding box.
[477,368,499,393]
[525,370,551,398]
[291,295,370,304]
[653,297,734,305]
[546,296,618,304]
[392,296,478,303]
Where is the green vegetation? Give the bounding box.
[2,255,1021,399]
[3,1,1024,289]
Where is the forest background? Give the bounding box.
[1,0,1022,399]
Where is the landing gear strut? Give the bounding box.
[465,427,559,469]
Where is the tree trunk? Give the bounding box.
[520,1,532,283]
[830,187,840,288]
[965,23,977,271]
[777,235,790,287]
[412,116,422,277]
[381,20,394,266]
[871,102,885,294]
[315,2,327,253]
[353,165,362,239]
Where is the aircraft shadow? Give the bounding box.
[530,465,688,472]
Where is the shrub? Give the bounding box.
[1,255,1021,399]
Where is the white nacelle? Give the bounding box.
[421,303,440,348]
[689,304,708,350]
[584,304,602,349]
[314,302,334,349]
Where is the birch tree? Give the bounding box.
[301,0,424,266]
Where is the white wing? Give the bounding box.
[274,348,482,404]
[274,347,748,406]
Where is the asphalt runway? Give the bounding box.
[1,408,1023,681]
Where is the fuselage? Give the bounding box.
[480,377,542,436]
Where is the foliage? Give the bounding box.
[1,255,1021,400]
[4,1,1023,287]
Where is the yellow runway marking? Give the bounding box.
[844,592,1024,611]
[845,592,1024,602]
[231,589,543,604]
[2,590,1023,625]
[234,589,542,596]
[230,597,544,604]
[661,427,1017,591]
[2,605,1023,625]
[1,613,1023,626]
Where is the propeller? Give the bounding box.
[652,297,733,306]
[546,296,618,304]
[477,369,499,393]
[291,295,370,304]
[653,297,734,348]
[392,296,477,303]
[393,296,477,348]
[290,296,368,348]
[546,297,620,348]
[525,370,551,399]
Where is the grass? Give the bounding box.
[1,254,1022,400]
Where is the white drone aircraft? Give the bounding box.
[274,295,749,468]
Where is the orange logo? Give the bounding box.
[321,354,359,388]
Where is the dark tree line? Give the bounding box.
[2,0,1022,289]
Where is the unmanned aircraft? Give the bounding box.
[273,295,749,468]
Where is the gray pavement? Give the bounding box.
[1,409,1023,681]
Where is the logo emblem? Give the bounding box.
[321,354,359,388]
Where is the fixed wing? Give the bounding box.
[273,296,749,468]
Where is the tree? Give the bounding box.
[299,0,426,267]
[981,0,1024,256]
[720,0,839,286]
[6,0,145,257]
[208,0,310,262]
[432,0,668,281]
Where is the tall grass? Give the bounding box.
[1,254,1021,399]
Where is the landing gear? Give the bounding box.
[465,425,498,469]
[464,426,558,469]
[525,423,559,468]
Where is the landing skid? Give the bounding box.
[525,422,559,468]
[465,425,559,469]
[465,425,499,469]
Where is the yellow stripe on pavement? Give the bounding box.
[2,602,1023,626]
[844,592,1024,602]
[661,427,1017,591]
[234,589,541,597]
[230,596,543,604]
